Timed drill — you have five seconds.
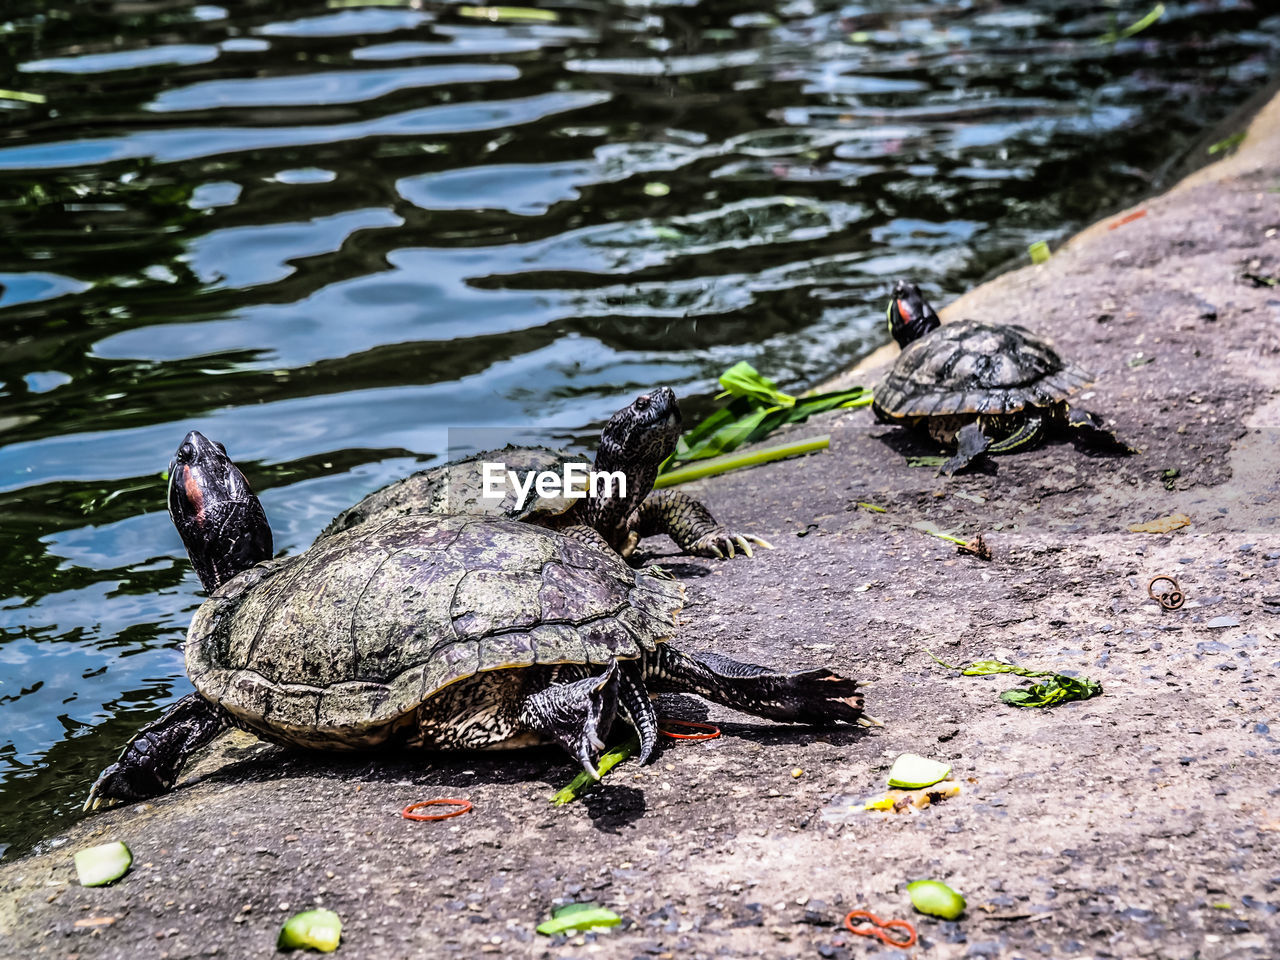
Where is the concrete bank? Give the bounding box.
[3,92,1279,960]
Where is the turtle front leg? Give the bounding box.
[560,523,617,555]
[643,646,876,727]
[628,490,773,560]
[616,659,659,763]
[518,660,620,779]
[939,421,992,476]
[86,693,231,810]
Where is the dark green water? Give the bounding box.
[0,0,1276,859]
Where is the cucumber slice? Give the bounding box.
[74,841,132,887]
[887,753,951,789]
[535,902,622,935]
[278,909,342,952]
[907,879,966,920]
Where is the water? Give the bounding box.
[0,0,1276,859]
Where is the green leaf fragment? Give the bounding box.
[887,754,951,789]
[999,674,1102,708]
[278,909,342,952]
[905,454,946,468]
[907,880,966,920]
[536,902,622,935]
[552,737,638,804]
[1096,3,1165,44]
[926,650,1102,708]
[74,841,132,887]
[1207,132,1246,156]
[1028,240,1051,264]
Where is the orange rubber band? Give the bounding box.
[1108,209,1147,230]
[844,909,917,949]
[658,719,721,740]
[401,798,472,821]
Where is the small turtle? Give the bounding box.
[874,280,1127,475]
[321,387,771,560]
[86,432,869,806]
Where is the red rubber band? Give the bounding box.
[844,909,917,949]
[658,719,721,741]
[401,798,472,822]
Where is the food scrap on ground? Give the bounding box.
[1127,512,1191,533]
[887,753,951,789]
[907,879,967,920]
[73,841,132,887]
[927,652,1103,707]
[277,908,342,953]
[535,902,623,936]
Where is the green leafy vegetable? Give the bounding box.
[926,650,1102,708]
[716,361,796,407]
[536,902,622,935]
[907,880,966,919]
[278,909,342,952]
[551,737,638,804]
[74,841,132,887]
[665,362,870,467]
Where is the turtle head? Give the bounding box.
[587,388,682,536]
[168,430,273,593]
[887,279,941,348]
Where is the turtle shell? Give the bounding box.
[875,320,1092,418]
[319,446,589,539]
[186,514,683,750]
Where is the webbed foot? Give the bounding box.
[83,693,229,811]
[646,648,878,728]
[521,660,620,779]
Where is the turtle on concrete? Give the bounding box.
[873,280,1130,475]
[319,387,771,561]
[86,432,870,806]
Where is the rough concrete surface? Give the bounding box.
[3,92,1280,960]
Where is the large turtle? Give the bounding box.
[320,387,771,560]
[873,280,1128,475]
[86,432,869,806]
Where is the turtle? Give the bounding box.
[320,386,771,560]
[872,280,1129,475]
[85,431,870,807]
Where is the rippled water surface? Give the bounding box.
[1,0,1277,857]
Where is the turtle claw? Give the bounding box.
[690,530,771,560]
[856,714,885,728]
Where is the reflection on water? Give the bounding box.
[0,0,1276,857]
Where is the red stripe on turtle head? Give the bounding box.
[182,464,206,528]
